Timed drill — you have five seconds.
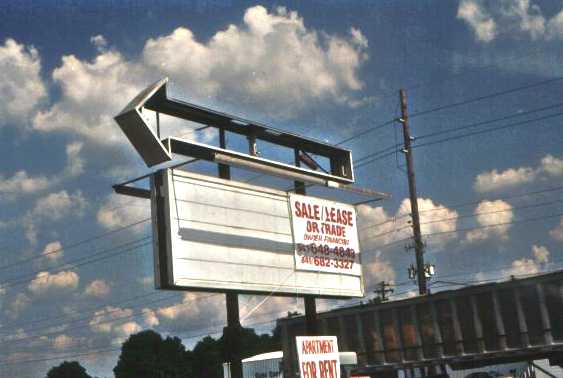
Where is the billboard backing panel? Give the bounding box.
[151,169,364,298]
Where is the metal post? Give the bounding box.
[294,148,318,335]
[219,128,242,378]
[399,89,427,295]
[156,112,160,138]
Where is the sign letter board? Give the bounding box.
[151,169,364,298]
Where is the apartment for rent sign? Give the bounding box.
[296,336,341,378]
[290,194,361,276]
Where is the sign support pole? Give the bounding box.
[220,128,243,378]
[294,148,319,336]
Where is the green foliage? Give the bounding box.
[113,330,191,378]
[46,361,92,378]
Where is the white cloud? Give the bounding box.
[89,306,133,333]
[457,0,497,42]
[547,9,563,39]
[0,171,50,200]
[474,167,536,193]
[458,0,563,42]
[142,308,160,327]
[84,279,111,298]
[41,241,63,261]
[143,6,367,115]
[157,293,224,331]
[64,141,85,177]
[0,38,47,126]
[473,154,563,193]
[96,193,150,230]
[53,334,73,350]
[23,190,87,245]
[466,200,513,242]
[550,217,563,241]
[357,197,458,251]
[0,141,86,203]
[28,270,79,297]
[34,6,367,148]
[540,155,563,177]
[509,257,540,276]
[30,190,87,221]
[363,251,396,291]
[532,244,550,264]
[6,293,31,318]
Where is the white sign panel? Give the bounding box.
[289,194,361,276]
[151,169,364,298]
[296,336,341,378]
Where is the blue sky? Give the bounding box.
[0,1,562,376]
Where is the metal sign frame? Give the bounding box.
[151,168,365,298]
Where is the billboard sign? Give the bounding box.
[289,194,360,276]
[296,336,341,378]
[151,169,364,298]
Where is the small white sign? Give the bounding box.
[296,336,341,378]
[290,194,361,276]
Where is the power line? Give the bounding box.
[412,112,563,150]
[359,185,563,230]
[0,218,150,271]
[416,103,562,140]
[409,77,563,119]
[0,237,151,289]
[360,198,563,238]
[363,210,563,251]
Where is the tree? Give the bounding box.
[114,330,190,378]
[46,361,91,378]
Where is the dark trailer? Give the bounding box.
[278,270,563,377]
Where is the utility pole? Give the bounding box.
[374,281,394,302]
[399,89,427,295]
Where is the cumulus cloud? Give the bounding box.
[157,293,224,332]
[64,141,85,177]
[474,167,536,192]
[41,240,63,261]
[0,38,47,126]
[0,141,86,203]
[142,308,160,327]
[89,306,144,343]
[0,171,50,200]
[357,197,458,251]
[547,9,563,39]
[33,5,368,151]
[457,0,497,42]
[465,200,513,242]
[53,334,73,350]
[6,293,31,318]
[96,193,150,230]
[143,6,367,114]
[474,154,563,193]
[28,270,79,297]
[532,244,549,264]
[550,217,563,241]
[23,190,87,245]
[363,251,396,292]
[457,0,562,42]
[84,279,111,298]
[508,244,550,276]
